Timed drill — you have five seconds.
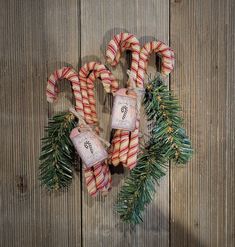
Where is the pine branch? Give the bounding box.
[39,112,77,190]
[144,76,193,164]
[116,142,167,224]
[116,75,193,224]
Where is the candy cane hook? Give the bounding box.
[106,32,142,169]
[46,67,83,112]
[126,41,175,169]
[78,62,118,195]
[46,65,116,196]
[137,40,175,86]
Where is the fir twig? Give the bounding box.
[116,75,193,224]
[39,112,77,190]
[145,76,193,164]
[116,143,167,224]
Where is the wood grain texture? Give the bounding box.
[80,0,169,246]
[0,0,81,246]
[44,1,81,247]
[0,0,234,246]
[170,0,235,246]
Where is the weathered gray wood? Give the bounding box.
[0,0,81,246]
[225,3,235,246]
[170,0,235,246]
[80,0,170,246]
[1,0,234,246]
[44,1,82,247]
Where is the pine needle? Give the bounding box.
[39,112,77,190]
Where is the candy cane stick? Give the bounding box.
[102,160,112,195]
[106,33,141,167]
[80,78,93,124]
[86,63,117,191]
[126,41,175,169]
[83,63,119,167]
[78,62,118,194]
[79,65,107,194]
[85,71,98,124]
[46,67,98,196]
[84,167,98,196]
[46,66,111,196]
[106,33,140,166]
[86,64,117,191]
[80,62,118,124]
[111,129,122,166]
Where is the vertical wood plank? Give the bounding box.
[80,1,170,246]
[225,3,235,247]
[0,0,81,246]
[170,0,235,246]
[44,1,81,246]
[0,1,48,246]
[1,0,234,246]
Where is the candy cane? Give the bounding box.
[80,62,118,124]
[84,167,98,196]
[106,33,141,166]
[46,67,84,117]
[46,67,98,196]
[106,32,140,86]
[46,65,116,196]
[85,71,97,124]
[79,62,118,92]
[111,129,122,166]
[137,40,175,85]
[126,41,175,169]
[86,63,117,192]
[78,62,118,194]
[106,33,141,168]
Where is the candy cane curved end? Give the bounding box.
[46,67,79,103]
[106,33,141,167]
[78,62,116,195]
[137,41,175,85]
[106,32,140,63]
[79,62,118,93]
[106,33,141,84]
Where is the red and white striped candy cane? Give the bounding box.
[110,129,122,166]
[80,62,118,124]
[81,62,118,193]
[46,67,83,116]
[46,67,98,196]
[106,32,140,86]
[46,65,116,196]
[137,40,175,85]
[126,41,175,169]
[84,168,98,196]
[78,62,118,195]
[106,33,141,168]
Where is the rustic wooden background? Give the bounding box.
[0,0,234,246]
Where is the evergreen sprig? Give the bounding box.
[39,112,77,190]
[144,76,193,164]
[116,75,193,224]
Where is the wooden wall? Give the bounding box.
[0,0,234,246]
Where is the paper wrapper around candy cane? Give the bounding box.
[70,127,108,168]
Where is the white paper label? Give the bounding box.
[111,94,137,131]
[70,130,108,167]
